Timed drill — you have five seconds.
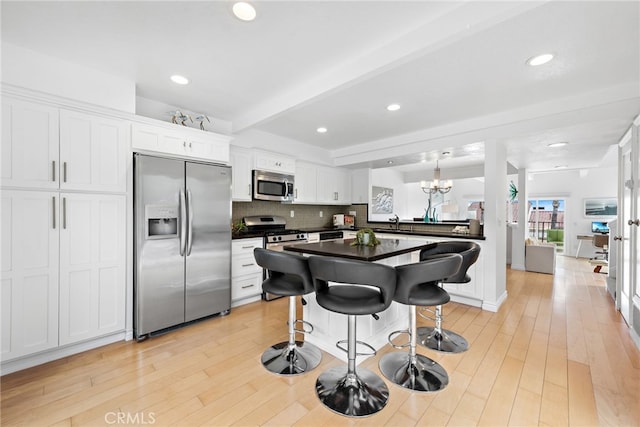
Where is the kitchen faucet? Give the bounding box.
[389,214,400,230]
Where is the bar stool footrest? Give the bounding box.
[336,339,377,357]
[387,329,411,349]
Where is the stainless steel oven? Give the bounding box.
[242,215,308,301]
[263,230,308,300]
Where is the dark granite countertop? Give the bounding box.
[283,238,436,262]
[362,228,485,240]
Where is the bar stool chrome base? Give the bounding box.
[316,366,389,417]
[261,340,322,376]
[379,352,448,392]
[417,326,469,353]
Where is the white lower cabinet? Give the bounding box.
[231,238,263,307]
[1,190,126,361]
[58,193,126,345]
[1,190,59,360]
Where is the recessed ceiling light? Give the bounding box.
[527,53,554,66]
[233,2,256,21]
[547,141,568,148]
[554,165,568,169]
[170,75,189,85]
[387,160,394,164]
[386,103,401,111]
[316,127,327,134]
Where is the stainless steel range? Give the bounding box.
[242,215,308,300]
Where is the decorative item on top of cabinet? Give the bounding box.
[131,119,231,164]
[253,150,295,174]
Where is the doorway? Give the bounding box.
[528,198,565,253]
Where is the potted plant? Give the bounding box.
[351,228,380,247]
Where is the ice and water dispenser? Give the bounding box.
[146,205,179,239]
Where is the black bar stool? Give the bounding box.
[308,256,396,417]
[417,241,481,353]
[379,253,462,392]
[253,248,321,375]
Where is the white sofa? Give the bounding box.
[525,240,556,274]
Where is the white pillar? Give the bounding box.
[482,140,508,312]
[510,168,528,270]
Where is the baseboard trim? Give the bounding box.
[482,290,508,313]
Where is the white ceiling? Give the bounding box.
[3,1,639,176]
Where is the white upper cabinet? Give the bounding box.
[1,98,129,194]
[230,146,253,202]
[293,161,318,204]
[317,165,351,205]
[60,110,129,193]
[1,98,59,189]
[253,150,295,174]
[132,121,230,164]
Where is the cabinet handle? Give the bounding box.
[295,189,298,199]
[613,235,623,241]
[62,197,67,229]
[241,263,254,267]
[52,161,56,182]
[248,184,251,196]
[241,284,255,289]
[183,141,187,148]
[52,196,56,229]
[189,142,192,148]
[63,162,67,183]
[241,245,254,249]
[629,219,640,226]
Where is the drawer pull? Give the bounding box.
[241,284,255,289]
[241,245,254,249]
[241,263,254,267]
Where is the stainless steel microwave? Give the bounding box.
[252,170,294,202]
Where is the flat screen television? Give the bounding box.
[591,221,609,234]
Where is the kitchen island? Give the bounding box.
[283,238,436,363]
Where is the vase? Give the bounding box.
[362,234,370,245]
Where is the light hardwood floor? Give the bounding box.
[2,256,639,426]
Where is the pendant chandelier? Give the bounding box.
[420,160,452,194]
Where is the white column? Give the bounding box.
[510,168,528,270]
[482,140,508,312]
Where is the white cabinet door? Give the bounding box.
[230,147,253,201]
[294,161,317,203]
[132,121,230,164]
[1,98,59,189]
[58,193,126,345]
[1,191,59,361]
[231,238,263,305]
[334,167,352,204]
[317,166,351,204]
[60,110,129,193]
[254,151,295,174]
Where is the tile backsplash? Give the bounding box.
[232,201,349,229]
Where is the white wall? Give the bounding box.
[369,169,407,221]
[232,128,334,165]
[2,42,135,112]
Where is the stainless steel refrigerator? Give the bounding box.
[134,154,231,340]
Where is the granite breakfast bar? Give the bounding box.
[283,238,437,362]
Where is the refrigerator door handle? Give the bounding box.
[186,188,194,256]
[180,189,187,256]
